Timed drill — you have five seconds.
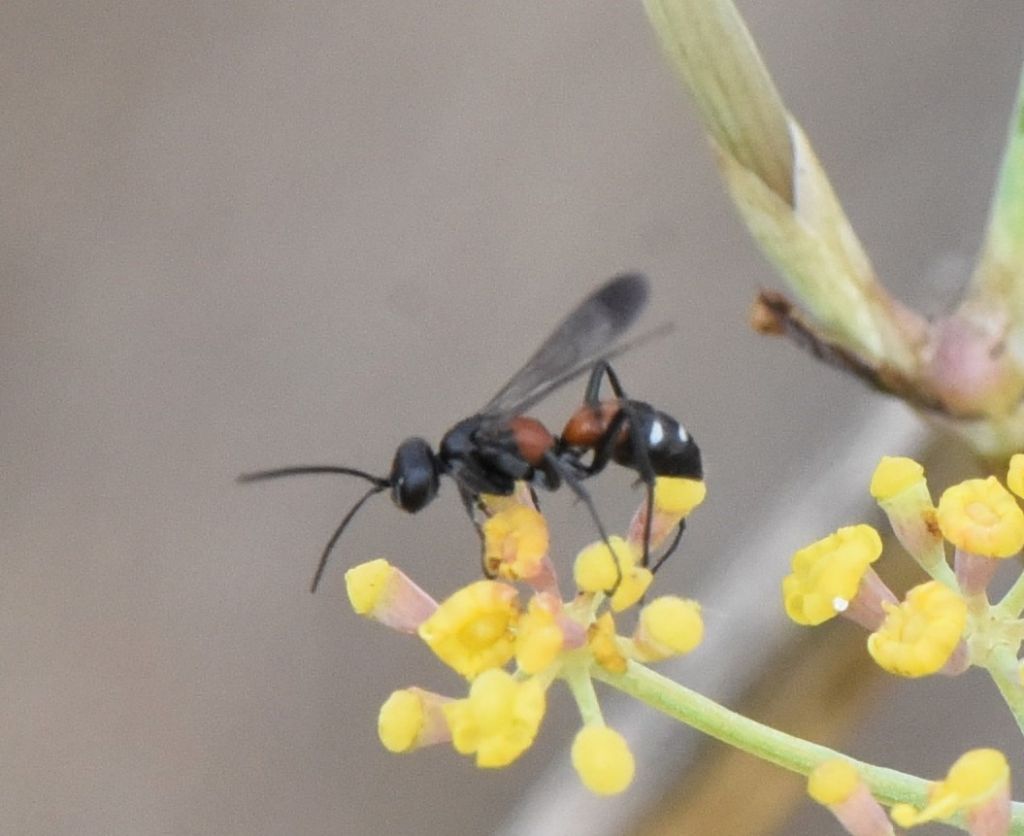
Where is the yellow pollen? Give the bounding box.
[891,748,1009,827]
[346,558,394,614]
[937,476,1024,558]
[378,690,425,753]
[571,726,635,795]
[654,477,706,516]
[866,581,966,678]
[515,594,564,675]
[443,669,546,768]
[575,537,638,594]
[782,524,882,626]
[483,506,549,580]
[588,612,627,673]
[807,759,860,806]
[418,580,519,679]
[869,456,925,501]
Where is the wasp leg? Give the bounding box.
[536,455,563,491]
[456,482,493,578]
[583,398,659,567]
[649,518,686,576]
[583,360,629,405]
[541,451,622,593]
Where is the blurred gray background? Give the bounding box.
[3,2,1024,834]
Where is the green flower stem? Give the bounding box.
[563,662,605,726]
[984,644,1024,737]
[996,569,1024,619]
[921,549,958,589]
[594,661,1024,831]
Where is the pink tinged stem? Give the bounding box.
[967,785,1012,836]
[376,571,439,633]
[830,785,895,836]
[626,501,678,554]
[939,640,970,677]
[523,555,560,596]
[888,512,945,573]
[956,549,1001,599]
[558,612,588,650]
[840,568,898,632]
[512,481,539,511]
[409,687,455,748]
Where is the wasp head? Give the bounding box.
[389,437,441,513]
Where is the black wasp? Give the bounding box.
[240,273,701,591]
[558,359,703,573]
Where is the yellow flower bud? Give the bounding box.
[891,749,1010,828]
[937,477,1024,558]
[807,759,860,806]
[782,525,883,625]
[515,594,564,675]
[633,596,703,661]
[588,612,627,674]
[808,760,894,835]
[378,687,452,753]
[574,537,637,594]
[444,669,546,768]
[571,726,635,795]
[654,476,706,516]
[418,580,519,679]
[867,581,967,678]
[608,565,653,613]
[482,505,549,581]
[869,456,925,501]
[346,559,438,632]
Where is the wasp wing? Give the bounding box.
[479,273,649,419]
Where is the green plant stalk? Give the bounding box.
[594,660,1024,831]
[996,569,1024,619]
[564,661,605,726]
[642,0,792,202]
[643,0,923,373]
[971,63,1024,321]
[984,644,1024,737]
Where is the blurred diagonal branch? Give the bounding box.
[645,0,1024,462]
[970,66,1024,320]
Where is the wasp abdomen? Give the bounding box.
[562,401,622,448]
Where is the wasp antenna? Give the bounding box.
[237,465,389,488]
[309,483,389,593]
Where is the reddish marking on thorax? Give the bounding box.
[508,416,556,465]
[561,401,622,448]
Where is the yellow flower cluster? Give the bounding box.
[346,476,706,794]
[937,477,1024,558]
[445,669,546,768]
[783,455,1024,680]
[482,505,549,581]
[783,524,883,626]
[866,582,967,678]
[807,751,1012,833]
[891,749,1010,829]
[807,760,893,835]
[574,536,652,612]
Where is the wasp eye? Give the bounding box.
[390,438,440,513]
